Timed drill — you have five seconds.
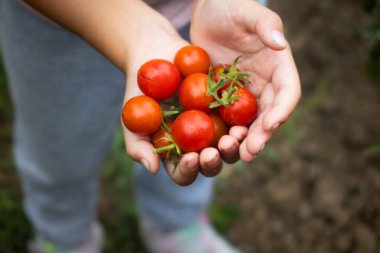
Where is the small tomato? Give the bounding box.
[209,112,229,148]
[151,121,173,159]
[174,45,211,77]
[137,59,181,100]
[172,110,215,152]
[122,95,162,135]
[219,87,258,126]
[179,73,215,112]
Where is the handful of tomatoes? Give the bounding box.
[122,45,258,165]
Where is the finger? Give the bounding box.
[165,152,199,186]
[259,84,275,112]
[245,3,287,51]
[262,51,301,131]
[255,9,287,50]
[123,126,161,174]
[246,112,273,155]
[219,135,240,164]
[229,126,248,142]
[239,139,255,163]
[199,147,223,177]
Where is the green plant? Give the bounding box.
[209,204,241,235]
[0,55,13,120]
[0,190,32,253]
[363,141,380,157]
[362,0,380,80]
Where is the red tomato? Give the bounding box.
[174,45,211,77]
[137,59,181,100]
[219,87,258,126]
[179,73,215,112]
[213,64,234,83]
[209,112,229,148]
[172,110,215,152]
[151,121,173,159]
[122,96,162,135]
[213,64,245,96]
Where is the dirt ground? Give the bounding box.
[216,1,380,252]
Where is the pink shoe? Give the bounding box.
[140,214,241,253]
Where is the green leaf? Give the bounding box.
[362,23,380,41]
[363,142,380,156]
[303,79,331,111]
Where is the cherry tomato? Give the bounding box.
[151,121,173,159]
[137,59,181,100]
[219,87,258,126]
[179,73,215,112]
[174,45,211,77]
[172,110,215,152]
[122,95,162,135]
[209,112,229,148]
[213,64,245,96]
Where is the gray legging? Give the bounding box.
[0,0,215,248]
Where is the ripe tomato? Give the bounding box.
[151,121,173,159]
[174,45,211,77]
[122,95,162,135]
[137,59,181,100]
[179,73,215,112]
[213,64,245,96]
[172,110,215,152]
[219,87,258,126]
[213,64,233,94]
[209,112,229,148]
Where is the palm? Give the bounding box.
[191,0,300,160]
[124,35,226,185]
[191,6,286,101]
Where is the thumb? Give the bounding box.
[122,74,161,173]
[248,4,287,50]
[123,126,161,174]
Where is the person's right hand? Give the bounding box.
[190,0,301,162]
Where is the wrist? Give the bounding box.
[124,13,180,74]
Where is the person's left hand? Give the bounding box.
[190,0,301,162]
[122,21,223,186]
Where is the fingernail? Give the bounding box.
[186,159,198,172]
[271,30,287,47]
[271,122,280,131]
[166,162,175,175]
[141,159,151,173]
[225,145,235,154]
[206,155,219,168]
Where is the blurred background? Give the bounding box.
[1,0,380,252]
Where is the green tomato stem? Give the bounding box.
[162,104,184,118]
[161,120,171,134]
[153,143,176,154]
[163,110,181,117]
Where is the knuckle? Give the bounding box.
[267,10,283,29]
[273,12,283,27]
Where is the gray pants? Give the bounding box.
[0,0,214,248]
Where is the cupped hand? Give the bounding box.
[191,0,301,162]
[122,31,223,186]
